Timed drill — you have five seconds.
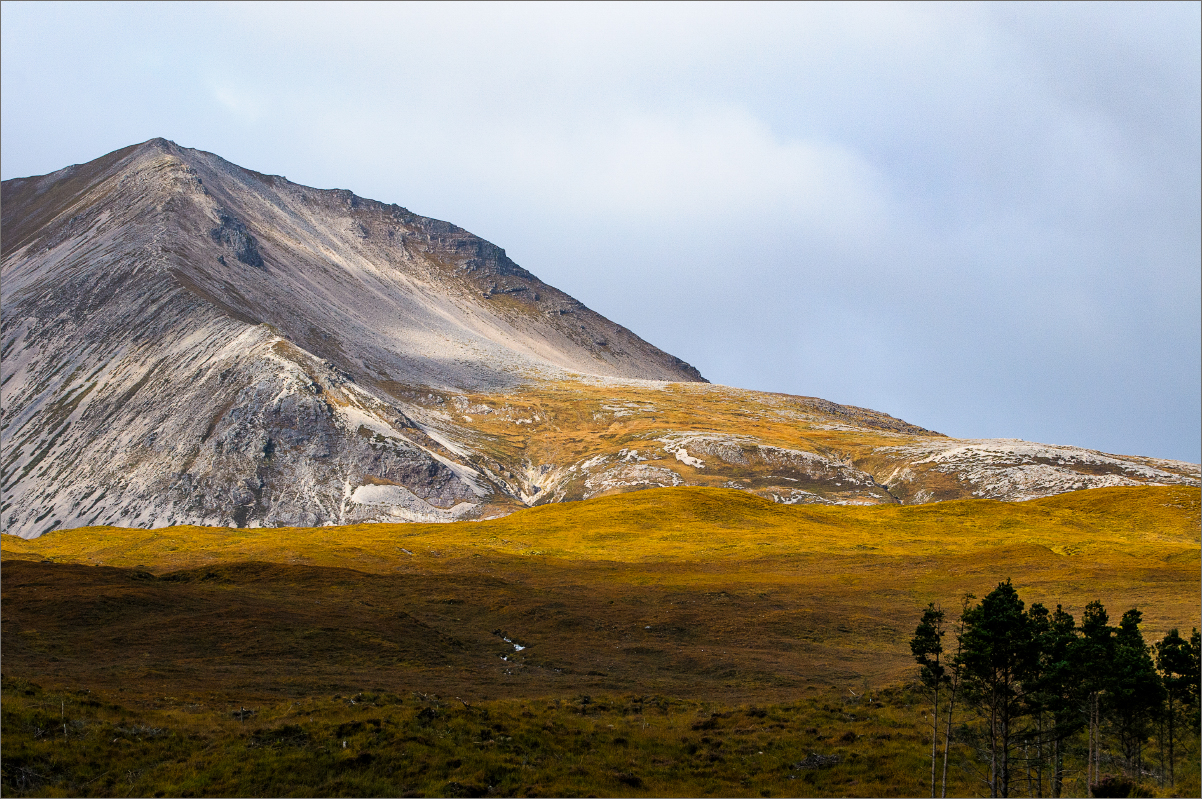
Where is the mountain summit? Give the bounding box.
[3,140,1198,538]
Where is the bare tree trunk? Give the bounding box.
[941,674,959,798]
[1086,696,1094,792]
[1092,694,1101,791]
[940,610,967,799]
[931,683,939,798]
[1168,692,1175,788]
[1025,742,1033,797]
[1037,712,1044,798]
[1090,695,1096,790]
[991,702,999,798]
[1052,734,1061,798]
[1001,710,1010,799]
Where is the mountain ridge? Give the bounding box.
[2,139,1197,538]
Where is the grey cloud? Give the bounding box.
[2,1,1197,460]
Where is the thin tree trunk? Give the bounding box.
[931,684,939,798]
[1167,691,1175,788]
[1087,697,1094,791]
[991,701,999,798]
[1001,710,1010,799]
[1037,711,1044,798]
[940,618,965,799]
[1090,695,1096,790]
[1052,734,1061,799]
[1025,742,1033,797]
[1157,716,1164,788]
[1093,694,1100,791]
[941,673,957,798]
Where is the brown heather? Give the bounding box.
[1,484,1198,796]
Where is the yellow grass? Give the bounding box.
[3,485,1198,796]
[6,484,1196,571]
[5,484,1198,667]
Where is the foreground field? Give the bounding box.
[3,676,970,798]
[2,485,1199,796]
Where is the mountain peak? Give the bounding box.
[2,142,1196,539]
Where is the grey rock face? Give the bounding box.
[3,139,1196,538]
[1,139,705,538]
[209,209,263,268]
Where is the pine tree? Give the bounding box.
[1107,609,1164,782]
[1037,604,1082,798]
[1155,628,1192,788]
[958,580,1035,798]
[912,603,946,798]
[940,594,973,799]
[1024,603,1052,797]
[1188,628,1201,727]
[1074,600,1114,789]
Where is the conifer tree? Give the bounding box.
[1037,605,1082,798]
[1075,600,1114,789]
[912,603,946,798]
[1107,609,1164,781]
[1188,628,1201,726]
[958,580,1035,798]
[1155,628,1192,788]
[939,594,973,799]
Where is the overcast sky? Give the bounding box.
[3,1,1199,462]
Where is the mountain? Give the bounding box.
[2,140,1198,538]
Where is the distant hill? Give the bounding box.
[3,140,1197,537]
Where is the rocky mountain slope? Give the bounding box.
[3,140,1198,538]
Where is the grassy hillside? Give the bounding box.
[0,676,997,798]
[3,484,1197,696]
[3,485,1197,796]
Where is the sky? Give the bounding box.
[2,1,1199,462]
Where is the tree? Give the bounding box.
[1034,604,1082,798]
[958,580,1036,798]
[1107,609,1164,782]
[1155,628,1192,788]
[939,594,973,799]
[1023,603,1052,797]
[912,603,946,798]
[1188,628,1201,726]
[1074,600,1114,790]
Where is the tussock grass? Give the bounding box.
[5,677,1196,797]
[0,676,984,798]
[2,485,1197,795]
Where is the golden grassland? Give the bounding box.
[7,484,1198,566]
[0,677,1009,798]
[3,485,1198,692]
[444,379,916,464]
[391,379,953,509]
[2,485,1199,796]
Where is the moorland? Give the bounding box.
[2,484,1199,796]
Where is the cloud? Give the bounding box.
[1,1,1198,461]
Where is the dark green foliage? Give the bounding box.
[1031,604,1080,798]
[957,580,1036,798]
[911,604,946,692]
[910,603,945,798]
[1189,628,1201,722]
[1155,627,1192,787]
[1107,609,1164,778]
[916,586,1201,798]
